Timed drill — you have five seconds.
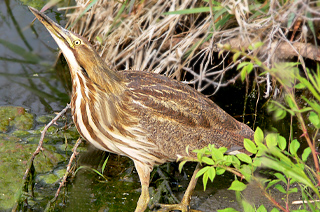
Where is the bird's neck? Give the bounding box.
[72,51,125,95]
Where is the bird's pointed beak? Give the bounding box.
[29,6,74,49]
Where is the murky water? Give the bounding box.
[0,1,304,212]
[0,0,68,114]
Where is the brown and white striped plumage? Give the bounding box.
[30,7,254,212]
[71,68,254,174]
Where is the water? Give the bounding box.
[0,0,68,114]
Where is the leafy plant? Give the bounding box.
[179,46,320,211]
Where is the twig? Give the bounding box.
[23,104,71,181]
[45,138,82,211]
[12,104,71,212]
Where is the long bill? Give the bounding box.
[29,6,75,49]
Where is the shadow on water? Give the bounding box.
[0,0,69,114]
[0,1,305,212]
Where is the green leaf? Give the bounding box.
[303,97,320,115]
[216,167,226,175]
[246,63,254,75]
[274,173,287,183]
[185,145,190,154]
[263,152,317,193]
[217,208,239,212]
[237,62,250,70]
[179,161,187,172]
[306,12,316,39]
[202,157,215,165]
[241,66,248,81]
[228,180,247,191]
[231,155,241,167]
[207,167,216,182]
[203,171,209,191]
[197,152,202,162]
[223,155,233,166]
[196,166,210,179]
[233,52,241,62]
[242,200,254,212]
[285,95,297,110]
[270,208,280,212]
[253,42,264,49]
[266,179,281,189]
[288,187,298,194]
[236,153,252,164]
[256,205,267,212]
[277,136,287,151]
[287,12,295,28]
[254,127,264,145]
[164,7,211,15]
[289,139,300,155]
[302,147,312,162]
[266,133,278,148]
[295,83,306,89]
[214,14,231,30]
[212,148,224,161]
[289,178,297,184]
[218,147,228,154]
[309,111,320,128]
[274,184,286,193]
[244,138,257,154]
[239,164,252,181]
[274,108,287,120]
[101,156,109,173]
[252,157,262,167]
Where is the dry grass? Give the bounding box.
[59,0,320,96]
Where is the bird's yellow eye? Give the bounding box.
[73,40,81,46]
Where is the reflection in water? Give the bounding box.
[0,0,69,114]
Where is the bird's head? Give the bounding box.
[29,6,122,89]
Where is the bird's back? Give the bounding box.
[122,71,254,160]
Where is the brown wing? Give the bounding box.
[121,71,253,159]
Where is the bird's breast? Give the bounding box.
[70,75,167,167]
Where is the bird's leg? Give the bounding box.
[156,163,201,212]
[134,161,151,212]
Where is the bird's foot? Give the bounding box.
[135,184,150,212]
[152,202,201,212]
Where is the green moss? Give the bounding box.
[38,173,60,184]
[0,106,34,133]
[11,112,34,130]
[12,130,31,138]
[55,168,67,179]
[0,136,66,209]
[36,114,56,124]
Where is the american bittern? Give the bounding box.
[30,7,254,212]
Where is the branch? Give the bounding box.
[23,104,71,181]
[45,138,82,211]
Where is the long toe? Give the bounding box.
[154,203,202,212]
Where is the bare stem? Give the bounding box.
[23,104,71,181]
[45,138,82,211]
[256,179,289,212]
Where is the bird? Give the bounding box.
[29,6,254,212]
